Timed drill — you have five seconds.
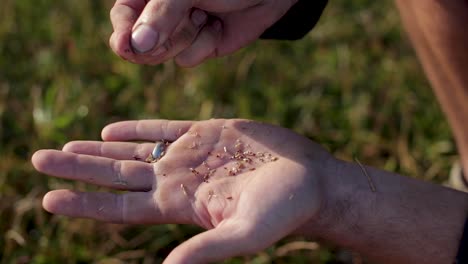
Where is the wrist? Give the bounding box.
[297,157,468,264]
[295,158,375,244]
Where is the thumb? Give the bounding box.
[163,222,263,264]
[130,0,193,53]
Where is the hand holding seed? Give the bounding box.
[32,119,334,263]
[109,0,298,67]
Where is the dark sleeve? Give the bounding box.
[260,0,328,40]
[457,217,468,264]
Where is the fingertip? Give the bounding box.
[101,122,125,141]
[42,190,78,214]
[31,149,54,172]
[42,191,58,213]
[101,120,138,141]
[62,141,78,152]
[212,19,223,34]
[191,9,207,27]
[110,31,134,59]
[100,124,113,141]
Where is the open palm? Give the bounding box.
[33,119,332,263]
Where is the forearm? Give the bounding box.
[395,0,468,173]
[302,159,468,264]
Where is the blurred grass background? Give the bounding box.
[0,0,457,263]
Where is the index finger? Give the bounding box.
[101,120,195,141]
[109,0,146,58]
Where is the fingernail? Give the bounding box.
[212,20,222,32]
[191,9,207,26]
[131,24,159,53]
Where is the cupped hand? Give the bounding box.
[110,0,297,67]
[32,119,332,263]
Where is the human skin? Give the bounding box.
[395,0,468,182]
[110,0,468,172]
[109,0,298,66]
[32,119,468,263]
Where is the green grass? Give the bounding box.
[0,0,457,263]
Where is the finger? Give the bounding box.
[211,3,292,57]
[164,222,262,264]
[32,150,154,191]
[101,120,194,142]
[62,141,155,161]
[110,0,146,59]
[175,19,223,67]
[195,0,263,13]
[110,0,146,31]
[142,9,208,65]
[43,190,161,224]
[129,0,261,54]
[130,0,191,53]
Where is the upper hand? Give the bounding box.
[109,0,298,67]
[32,119,332,263]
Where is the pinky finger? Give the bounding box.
[175,19,223,68]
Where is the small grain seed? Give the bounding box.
[208,190,217,202]
[243,151,255,156]
[235,140,243,150]
[226,196,233,200]
[180,184,188,196]
[145,154,155,163]
[188,142,199,149]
